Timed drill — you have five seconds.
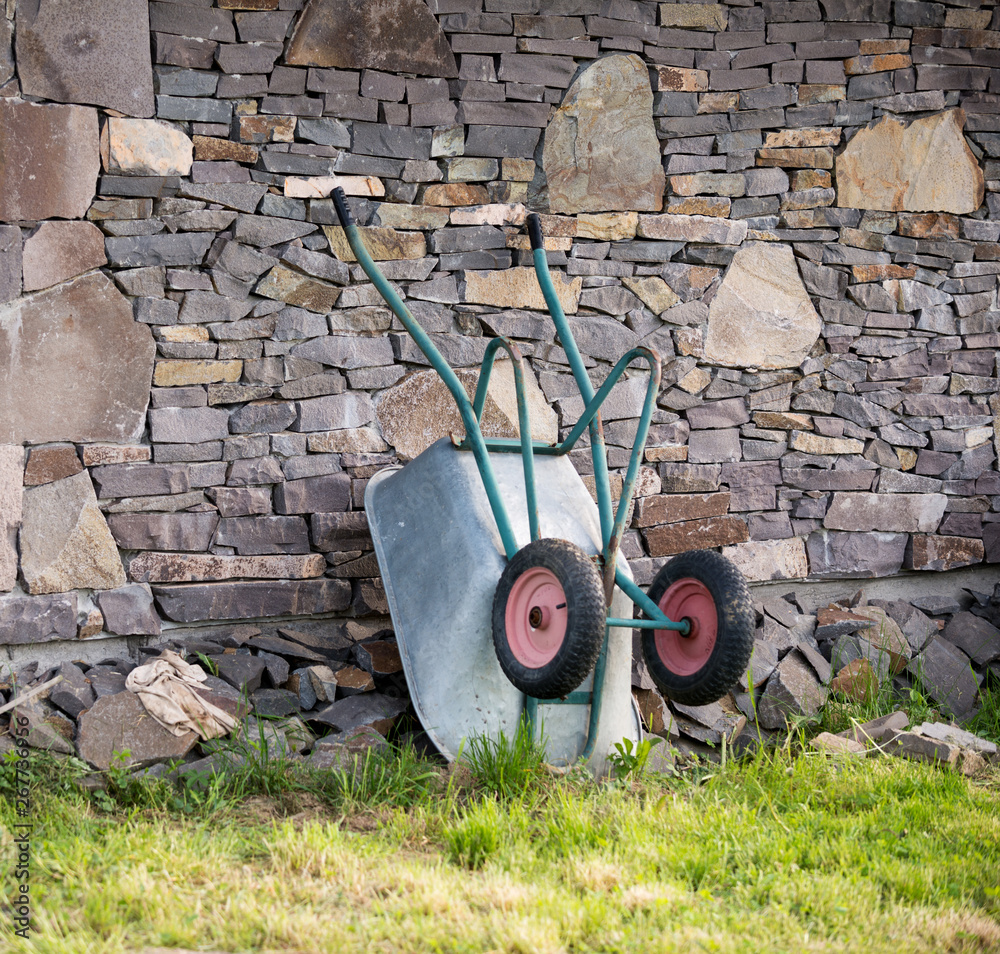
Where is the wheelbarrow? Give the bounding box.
[331,189,754,774]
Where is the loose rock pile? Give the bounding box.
[1,580,996,780]
[634,580,1000,765]
[0,623,411,777]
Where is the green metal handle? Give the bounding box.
[331,186,521,561]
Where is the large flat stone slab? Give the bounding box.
[22,221,108,292]
[720,538,809,583]
[824,492,947,533]
[286,0,457,76]
[704,243,820,370]
[540,53,664,214]
[0,446,22,592]
[129,553,327,583]
[836,109,984,213]
[0,272,154,443]
[0,100,99,221]
[17,0,154,117]
[20,471,126,594]
[152,579,352,621]
[77,691,198,770]
[375,364,558,461]
[102,119,193,177]
[0,592,77,645]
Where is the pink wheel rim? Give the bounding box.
[653,578,718,677]
[505,567,569,669]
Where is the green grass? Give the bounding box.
[1,733,998,954]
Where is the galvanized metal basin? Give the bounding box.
[365,438,640,776]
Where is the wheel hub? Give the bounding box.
[653,578,718,676]
[504,567,569,668]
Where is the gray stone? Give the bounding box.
[912,721,997,758]
[149,2,235,42]
[0,445,22,592]
[234,214,317,248]
[105,234,214,267]
[49,663,96,720]
[250,688,300,718]
[295,393,375,431]
[255,650,290,690]
[824,492,946,533]
[95,584,161,637]
[20,472,126,595]
[942,612,1000,667]
[757,649,827,730]
[806,531,907,579]
[107,512,219,551]
[0,592,76,645]
[308,692,409,735]
[0,225,20,305]
[287,0,457,76]
[90,463,190,499]
[881,731,960,767]
[310,512,371,551]
[22,221,107,293]
[11,702,75,755]
[872,599,937,653]
[77,691,198,771]
[18,0,153,116]
[908,637,981,722]
[149,407,230,444]
[215,516,310,555]
[739,639,779,690]
[291,335,395,370]
[539,53,664,214]
[0,18,11,87]
[687,398,749,429]
[208,654,267,694]
[273,474,351,515]
[687,429,742,463]
[179,183,268,213]
[0,100,99,222]
[152,579,352,621]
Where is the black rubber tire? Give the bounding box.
[492,538,606,700]
[641,550,754,707]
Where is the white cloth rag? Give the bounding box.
[125,650,238,740]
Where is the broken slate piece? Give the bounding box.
[249,688,300,718]
[334,665,375,696]
[756,649,827,730]
[307,692,408,735]
[912,721,997,758]
[739,639,778,690]
[256,649,289,688]
[353,637,403,676]
[48,662,96,719]
[11,701,75,754]
[907,637,981,722]
[942,612,1000,666]
[207,654,266,694]
[882,732,960,767]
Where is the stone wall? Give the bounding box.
[1,0,999,655]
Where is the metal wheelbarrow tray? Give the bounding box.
[331,189,755,774]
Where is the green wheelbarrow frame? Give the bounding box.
[332,188,688,762]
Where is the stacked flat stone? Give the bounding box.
[0,0,997,661]
[635,581,1000,754]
